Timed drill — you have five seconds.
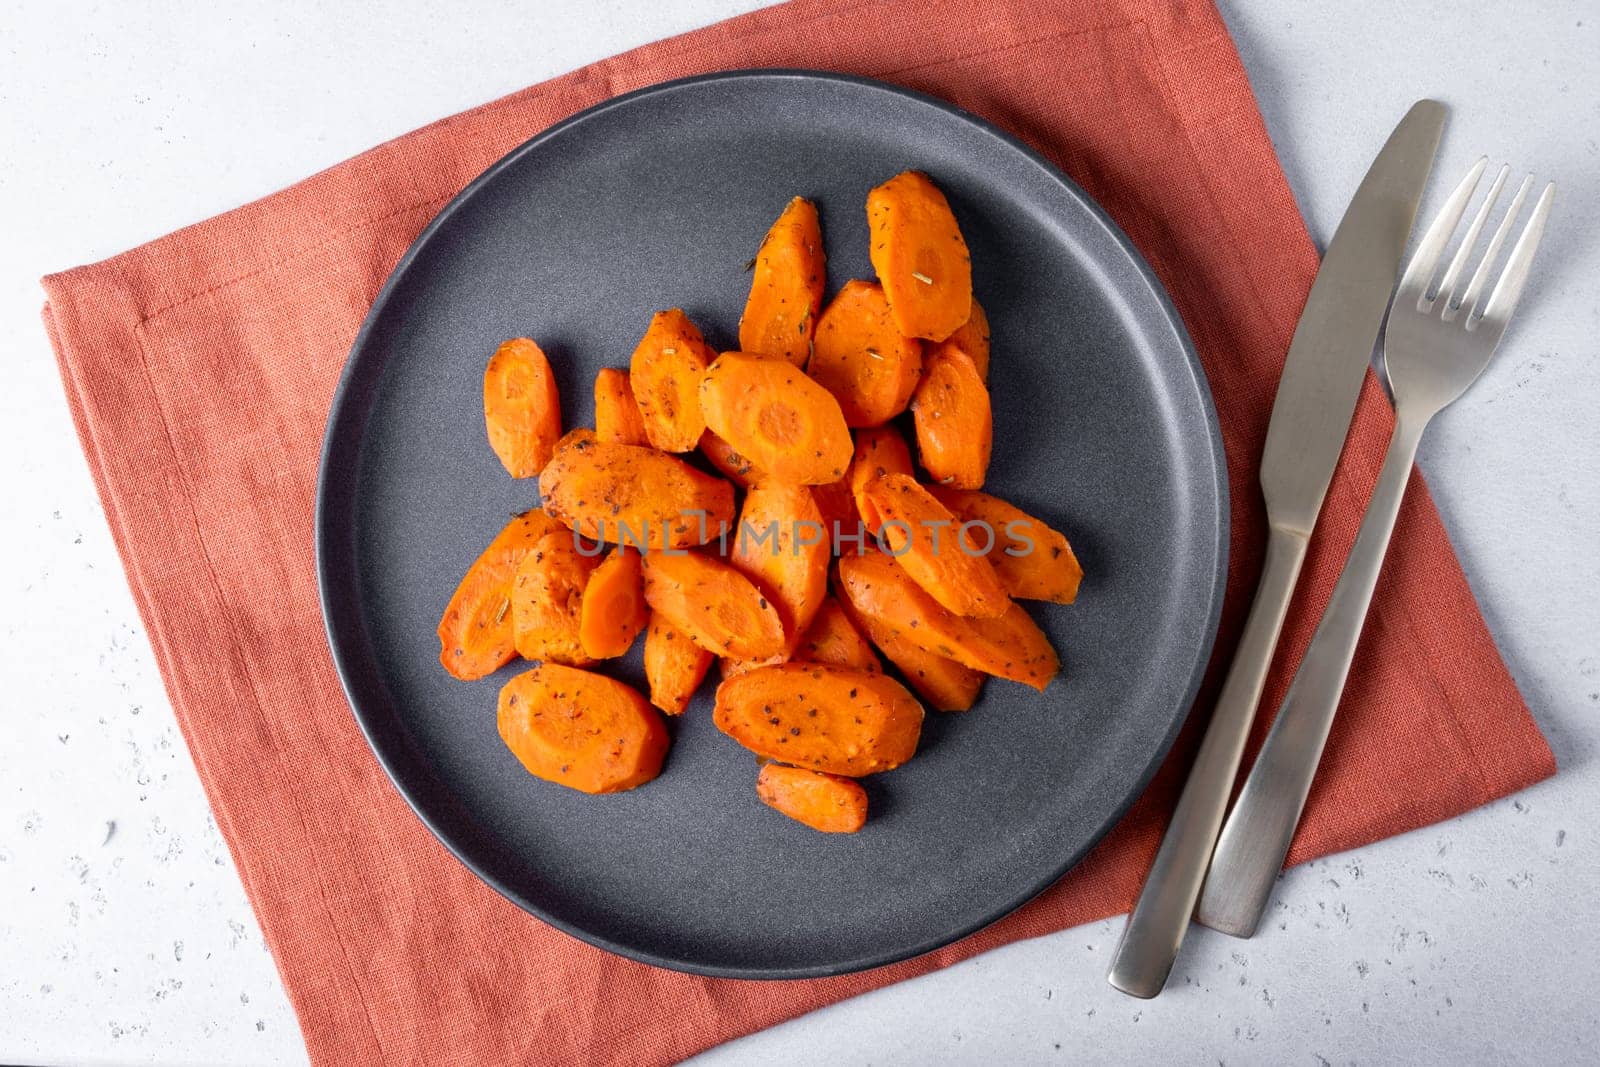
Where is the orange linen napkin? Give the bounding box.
[43,0,1553,1062]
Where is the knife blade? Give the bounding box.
[1263,100,1448,533]
[1106,100,1445,999]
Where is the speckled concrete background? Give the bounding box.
[2,1,1595,1064]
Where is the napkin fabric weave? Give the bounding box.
[42,0,1554,1062]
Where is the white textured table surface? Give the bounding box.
[3,1,1596,1063]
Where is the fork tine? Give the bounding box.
[1399,157,1488,310]
[1437,165,1509,316]
[1459,174,1533,320]
[1477,181,1556,328]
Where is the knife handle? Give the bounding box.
[1195,416,1425,937]
[1107,524,1308,998]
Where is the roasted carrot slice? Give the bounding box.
[593,368,648,447]
[642,550,787,660]
[928,298,990,381]
[483,338,562,478]
[836,593,983,711]
[643,614,714,715]
[539,434,735,549]
[864,474,1009,618]
[497,664,668,794]
[698,352,852,485]
[930,488,1083,604]
[807,280,923,427]
[714,663,923,775]
[630,308,715,452]
[866,170,973,341]
[730,480,829,652]
[756,764,868,833]
[552,426,597,452]
[720,564,886,680]
[718,480,834,676]
[578,547,648,660]
[911,345,992,490]
[836,549,1058,690]
[511,526,599,666]
[699,431,856,531]
[719,652,784,680]
[793,597,881,673]
[848,425,915,536]
[708,443,855,533]
[437,510,565,680]
[739,196,826,367]
[698,430,759,488]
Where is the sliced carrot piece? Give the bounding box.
[630,308,714,452]
[911,344,992,490]
[930,488,1083,604]
[552,426,597,452]
[848,425,915,536]
[793,597,881,673]
[698,430,759,488]
[720,588,883,681]
[722,588,881,680]
[866,170,973,342]
[739,196,826,367]
[437,510,564,680]
[643,614,714,715]
[756,764,868,833]
[807,280,923,427]
[578,547,648,659]
[835,549,1058,690]
[593,368,648,446]
[708,443,855,535]
[719,479,839,677]
[699,430,855,530]
[511,526,599,666]
[730,480,829,652]
[836,593,983,712]
[483,338,562,478]
[928,297,990,381]
[719,652,784,680]
[642,550,787,660]
[713,663,923,775]
[497,664,668,794]
[698,352,852,485]
[539,434,735,549]
[864,473,1009,618]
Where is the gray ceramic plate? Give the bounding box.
[317,70,1227,979]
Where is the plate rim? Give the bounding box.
[315,67,1229,979]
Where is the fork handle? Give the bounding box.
[1107,522,1308,998]
[1195,413,1426,937]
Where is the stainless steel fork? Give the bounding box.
[1194,158,1556,937]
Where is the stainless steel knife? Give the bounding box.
[1105,99,1446,999]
